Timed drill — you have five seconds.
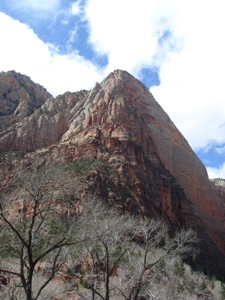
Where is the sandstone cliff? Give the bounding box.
[0,71,88,150]
[0,71,51,131]
[0,70,225,277]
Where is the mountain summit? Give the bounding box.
[0,69,225,277]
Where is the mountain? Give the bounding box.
[0,70,51,130]
[0,69,225,278]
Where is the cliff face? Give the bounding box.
[0,71,88,150]
[55,70,225,275]
[0,70,225,277]
[0,71,51,130]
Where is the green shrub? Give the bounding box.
[174,260,185,276]
[210,276,216,289]
[66,158,99,175]
[66,158,117,179]
[80,279,90,289]
[221,283,225,299]
[200,280,207,290]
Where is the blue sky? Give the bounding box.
[0,0,225,178]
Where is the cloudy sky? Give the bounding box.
[0,0,225,178]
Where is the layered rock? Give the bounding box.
[211,178,225,206]
[0,71,51,132]
[0,70,225,277]
[57,70,225,276]
[0,82,88,151]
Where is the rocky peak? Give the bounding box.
[58,69,225,276]
[0,69,225,277]
[0,90,89,152]
[0,70,51,117]
[0,70,52,134]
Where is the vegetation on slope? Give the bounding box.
[0,163,224,299]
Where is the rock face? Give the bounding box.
[0,71,88,150]
[0,71,51,130]
[0,70,225,277]
[0,71,49,117]
[211,178,225,208]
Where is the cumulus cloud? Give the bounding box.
[84,0,225,154]
[84,0,178,75]
[0,12,103,96]
[150,0,225,151]
[1,0,225,163]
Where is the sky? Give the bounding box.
[0,0,225,178]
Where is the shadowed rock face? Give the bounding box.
[0,70,225,277]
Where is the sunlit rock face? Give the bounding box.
[56,70,225,276]
[0,70,51,150]
[0,70,88,150]
[0,70,51,122]
[0,70,225,277]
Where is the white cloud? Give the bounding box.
[71,1,81,15]
[216,145,225,156]
[84,0,178,75]
[1,0,225,158]
[66,27,78,51]
[207,164,225,179]
[84,0,225,153]
[0,12,103,96]
[53,1,83,26]
[150,0,225,151]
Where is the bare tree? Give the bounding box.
[117,220,198,300]
[0,163,198,300]
[66,201,137,300]
[70,202,198,300]
[0,164,87,300]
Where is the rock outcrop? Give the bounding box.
[0,70,49,117]
[0,71,51,131]
[211,178,225,206]
[0,72,88,150]
[52,70,224,276]
[0,70,225,277]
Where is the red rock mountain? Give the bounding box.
[0,70,225,277]
[0,71,51,131]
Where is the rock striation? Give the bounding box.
[0,71,51,130]
[0,70,225,277]
[0,71,51,116]
[0,71,88,150]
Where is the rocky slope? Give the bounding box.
[0,70,225,277]
[211,178,225,207]
[0,90,88,151]
[0,71,51,132]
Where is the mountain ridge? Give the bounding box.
[0,69,225,278]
